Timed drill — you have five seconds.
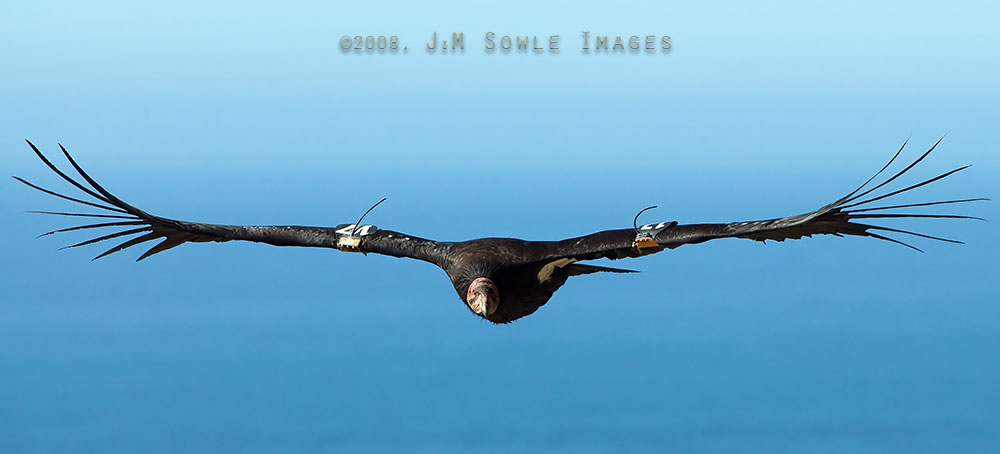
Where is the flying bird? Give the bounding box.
[16,139,984,323]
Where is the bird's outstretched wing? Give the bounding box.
[528,139,984,263]
[15,141,452,265]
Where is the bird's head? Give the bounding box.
[466,277,499,318]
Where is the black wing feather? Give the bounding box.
[531,139,982,263]
[38,221,147,238]
[16,141,449,264]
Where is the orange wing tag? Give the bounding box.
[633,221,678,251]
[635,236,660,249]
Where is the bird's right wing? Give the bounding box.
[15,141,452,266]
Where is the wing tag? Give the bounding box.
[634,221,677,251]
[334,223,378,253]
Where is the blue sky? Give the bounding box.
[1,1,998,452]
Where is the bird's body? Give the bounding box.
[438,237,638,322]
[16,140,984,323]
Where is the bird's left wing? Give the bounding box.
[528,139,984,263]
[15,141,451,266]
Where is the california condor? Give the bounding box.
[15,139,984,323]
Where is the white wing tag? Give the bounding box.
[334,223,378,253]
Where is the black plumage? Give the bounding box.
[16,139,984,323]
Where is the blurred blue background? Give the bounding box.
[2,1,998,452]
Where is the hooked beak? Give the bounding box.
[468,277,499,318]
[471,290,493,317]
[475,294,489,317]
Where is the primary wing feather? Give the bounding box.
[16,141,449,264]
[532,139,983,261]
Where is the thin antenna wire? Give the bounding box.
[633,205,657,233]
[351,197,387,236]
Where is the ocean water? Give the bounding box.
[2,272,997,452]
[2,0,998,452]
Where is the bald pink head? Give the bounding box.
[466,277,499,318]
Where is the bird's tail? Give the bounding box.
[566,264,638,276]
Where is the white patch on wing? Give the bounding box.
[537,258,578,283]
